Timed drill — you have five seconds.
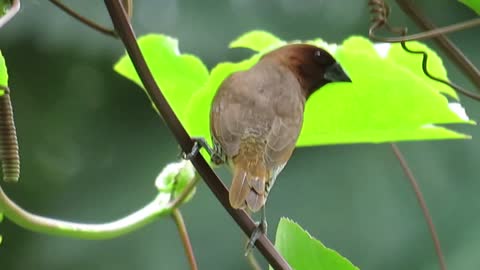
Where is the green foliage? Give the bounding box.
[459,0,480,14]
[229,30,285,51]
[0,50,8,95]
[114,34,209,123]
[0,212,3,245]
[114,31,472,148]
[0,50,5,244]
[0,0,10,16]
[271,218,358,270]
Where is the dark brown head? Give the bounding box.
[263,44,351,97]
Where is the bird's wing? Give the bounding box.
[264,85,305,177]
[211,72,273,157]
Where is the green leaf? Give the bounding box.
[0,50,8,96]
[387,41,457,99]
[0,212,3,245]
[229,30,285,52]
[1,0,10,16]
[114,34,209,125]
[459,0,480,14]
[114,32,472,148]
[0,50,8,93]
[297,36,471,146]
[271,218,358,270]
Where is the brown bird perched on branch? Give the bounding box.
[187,43,351,250]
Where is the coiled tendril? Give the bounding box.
[0,85,20,183]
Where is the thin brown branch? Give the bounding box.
[172,209,198,270]
[391,143,447,270]
[49,0,117,38]
[370,17,480,42]
[0,0,20,29]
[103,1,292,269]
[396,0,480,92]
[368,0,480,101]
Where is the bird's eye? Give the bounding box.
[313,49,330,65]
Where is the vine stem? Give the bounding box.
[48,0,118,38]
[0,0,20,29]
[391,143,447,270]
[0,160,199,239]
[396,0,480,92]
[0,183,167,239]
[172,209,198,270]
[103,1,291,269]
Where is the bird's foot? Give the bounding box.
[181,137,224,165]
[244,220,268,255]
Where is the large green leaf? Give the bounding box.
[229,30,285,51]
[114,31,472,148]
[0,50,8,95]
[271,218,358,270]
[114,34,209,125]
[298,36,471,146]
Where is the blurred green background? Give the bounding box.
[0,0,479,269]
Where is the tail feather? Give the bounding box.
[229,169,250,209]
[229,157,268,212]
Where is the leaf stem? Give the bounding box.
[390,143,447,270]
[172,209,198,270]
[103,1,291,269]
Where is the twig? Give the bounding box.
[370,17,480,42]
[103,1,292,269]
[48,0,117,38]
[0,0,20,29]
[391,143,447,270]
[172,209,198,270]
[396,0,480,93]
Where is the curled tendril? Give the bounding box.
[0,86,20,183]
[368,0,480,102]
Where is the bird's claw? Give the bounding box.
[181,137,225,165]
[181,137,210,160]
[182,140,201,160]
[244,220,268,255]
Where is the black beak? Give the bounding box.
[324,62,351,83]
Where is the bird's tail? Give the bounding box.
[229,154,268,212]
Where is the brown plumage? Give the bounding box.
[210,44,351,213]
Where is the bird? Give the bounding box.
[209,43,351,249]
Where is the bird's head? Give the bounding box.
[263,44,351,97]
